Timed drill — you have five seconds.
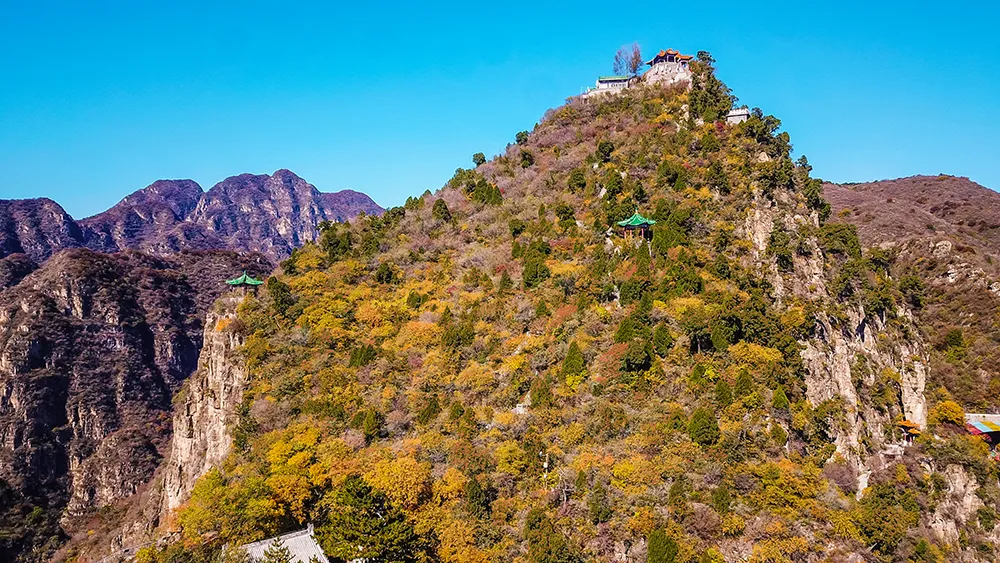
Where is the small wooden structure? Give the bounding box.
[226,271,264,295]
[617,211,656,240]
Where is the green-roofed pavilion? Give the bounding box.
[617,211,656,240]
[226,271,264,286]
[227,271,264,295]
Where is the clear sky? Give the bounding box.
[1,1,998,217]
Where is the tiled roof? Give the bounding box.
[226,271,264,286]
[240,527,330,563]
[617,211,656,228]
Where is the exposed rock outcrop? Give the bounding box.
[160,297,248,515]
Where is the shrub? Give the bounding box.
[521,150,535,168]
[568,168,587,192]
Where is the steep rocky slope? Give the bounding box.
[0,170,384,264]
[0,249,270,562]
[825,176,1000,410]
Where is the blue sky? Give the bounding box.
[1,1,998,217]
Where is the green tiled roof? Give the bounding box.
[617,211,656,228]
[226,271,264,286]
[598,75,630,81]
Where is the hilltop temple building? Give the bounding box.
[584,47,695,97]
[645,48,694,68]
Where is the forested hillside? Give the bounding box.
[107,56,998,563]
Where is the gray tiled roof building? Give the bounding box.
[240,525,330,563]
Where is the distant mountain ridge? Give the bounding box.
[0,169,383,262]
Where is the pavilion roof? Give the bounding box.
[617,211,656,228]
[226,271,264,286]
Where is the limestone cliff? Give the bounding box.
[741,190,929,485]
[0,249,267,561]
[160,296,248,516]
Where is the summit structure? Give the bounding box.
[584,47,694,97]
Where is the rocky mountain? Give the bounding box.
[0,199,84,263]
[0,170,384,264]
[0,249,270,562]
[825,175,1000,410]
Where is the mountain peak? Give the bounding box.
[0,171,382,262]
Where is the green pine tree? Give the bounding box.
[261,538,292,563]
[715,380,733,407]
[772,386,790,410]
[733,368,754,398]
[561,342,585,378]
[646,527,678,563]
[317,475,425,563]
[688,407,720,446]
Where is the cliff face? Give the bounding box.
[0,249,269,561]
[160,297,248,515]
[1,170,384,264]
[743,194,928,476]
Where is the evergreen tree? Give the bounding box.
[711,482,731,514]
[318,475,425,563]
[588,483,612,524]
[567,168,587,192]
[733,368,754,398]
[646,527,678,563]
[772,386,790,410]
[432,199,452,222]
[688,407,720,446]
[715,380,733,407]
[652,323,673,356]
[261,538,292,563]
[524,508,575,563]
[472,152,486,166]
[266,277,296,318]
[561,342,585,379]
[464,476,491,518]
